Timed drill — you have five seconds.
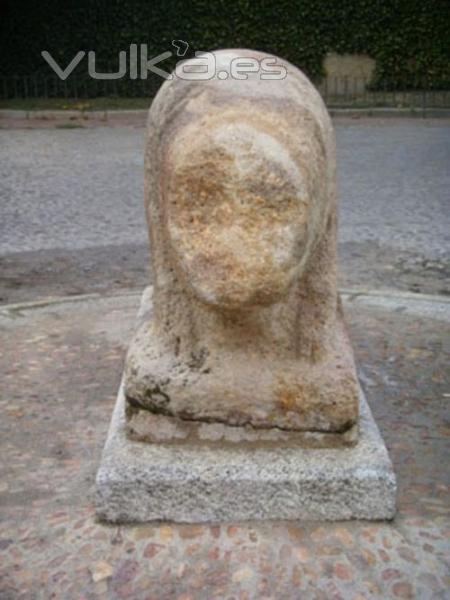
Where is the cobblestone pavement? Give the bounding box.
[0,118,449,304]
[0,292,449,599]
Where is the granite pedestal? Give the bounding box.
[96,379,396,523]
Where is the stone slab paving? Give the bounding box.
[0,292,449,599]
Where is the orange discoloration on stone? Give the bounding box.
[278,388,299,412]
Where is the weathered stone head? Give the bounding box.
[125,50,360,443]
[164,108,326,310]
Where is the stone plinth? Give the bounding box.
[96,290,396,524]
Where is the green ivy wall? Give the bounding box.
[1,0,449,89]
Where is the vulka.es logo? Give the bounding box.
[41,43,287,81]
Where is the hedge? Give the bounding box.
[1,0,449,91]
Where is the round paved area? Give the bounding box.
[0,291,449,598]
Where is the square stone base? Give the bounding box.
[96,383,396,523]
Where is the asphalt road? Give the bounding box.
[0,118,449,303]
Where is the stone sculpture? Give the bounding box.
[96,50,396,523]
[124,49,359,441]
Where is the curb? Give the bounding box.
[329,107,450,119]
[0,109,146,121]
[1,287,449,315]
[1,108,450,121]
[0,290,141,314]
[340,287,450,304]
